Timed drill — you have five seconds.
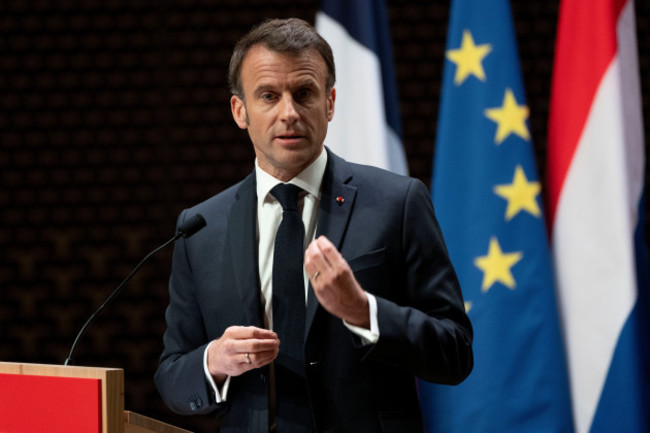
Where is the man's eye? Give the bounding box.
[294,89,311,101]
[261,93,275,101]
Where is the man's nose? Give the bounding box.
[279,95,299,123]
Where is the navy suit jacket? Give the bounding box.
[155,150,473,433]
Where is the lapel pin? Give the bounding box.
[336,196,345,205]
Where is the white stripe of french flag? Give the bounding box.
[548,0,647,432]
[315,2,408,175]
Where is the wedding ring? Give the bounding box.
[245,353,252,365]
[311,271,320,280]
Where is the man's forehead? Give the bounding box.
[242,45,325,70]
[240,45,327,86]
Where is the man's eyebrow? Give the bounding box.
[252,84,275,95]
[294,78,319,88]
[252,78,319,95]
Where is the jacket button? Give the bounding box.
[189,396,203,412]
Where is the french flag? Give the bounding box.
[547,0,649,432]
[316,0,408,175]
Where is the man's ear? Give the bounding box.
[327,87,336,121]
[231,95,248,129]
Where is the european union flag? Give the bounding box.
[418,1,574,432]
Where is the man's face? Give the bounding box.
[231,45,335,181]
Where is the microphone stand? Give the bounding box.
[64,232,181,366]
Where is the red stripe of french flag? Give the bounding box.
[548,0,645,432]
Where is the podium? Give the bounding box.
[0,362,191,433]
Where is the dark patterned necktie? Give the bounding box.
[270,183,306,376]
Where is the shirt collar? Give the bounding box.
[255,149,328,204]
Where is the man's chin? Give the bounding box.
[262,147,322,179]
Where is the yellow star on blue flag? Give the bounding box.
[445,29,492,85]
[484,88,530,144]
[494,165,541,221]
[474,237,523,291]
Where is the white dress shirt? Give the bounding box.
[204,149,379,402]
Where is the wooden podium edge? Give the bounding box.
[124,411,193,433]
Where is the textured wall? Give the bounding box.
[1,1,649,431]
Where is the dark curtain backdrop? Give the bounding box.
[2,1,649,432]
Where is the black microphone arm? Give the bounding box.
[63,213,206,366]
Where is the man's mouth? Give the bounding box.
[276,133,304,139]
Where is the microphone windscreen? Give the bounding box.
[177,214,207,238]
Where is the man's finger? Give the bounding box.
[243,349,279,367]
[237,338,280,355]
[305,237,334,278]
[304,248,328,278]
[315,236,347,269]
[224,325,278,340]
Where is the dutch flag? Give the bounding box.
[547,0,650,431]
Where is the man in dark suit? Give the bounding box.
[155,18,473,433]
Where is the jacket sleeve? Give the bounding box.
[365,179,474,385]
[154,209,225,416]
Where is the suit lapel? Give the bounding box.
[227,172,264,328]
[306,152,357,336]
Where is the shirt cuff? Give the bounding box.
[343,292,380,345]
[203,341,231,403]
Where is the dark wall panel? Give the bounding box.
[1,1,649,431]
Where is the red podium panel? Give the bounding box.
[0,373,102,433]
[0,362,192,433]
[0,362,124,433]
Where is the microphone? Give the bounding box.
[177,213,207,238]
[63,213,207,366]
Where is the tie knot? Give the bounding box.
[271,183,302,211]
